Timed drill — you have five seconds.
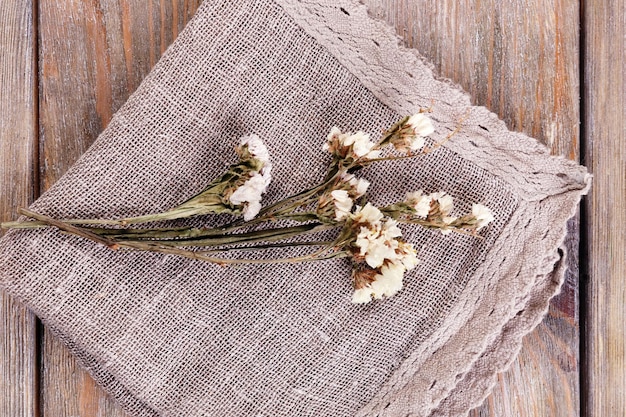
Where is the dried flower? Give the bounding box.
[379,113,435,153]
[405,190,432,218]
[352,205,403,269]
[239,134,271,165]
[315,173,369,221]
[238,134,272,186]
[351,131,379,158]
[351,202,385,225]
[396,241,419,269]
[350,248,418,304]
[352,288,374,304]
[472,204,495,230]
[331,190,353,221]
[339,172,370,199]
[431,192,454,215]
[369,262,405,299]
[229,173,267,221]
[324,127,381,163]
[224,135,274,221]
[406,113,435,139]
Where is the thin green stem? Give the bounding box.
[140,224,333,247]
[193,240,335,254]
[1,220,47,229]
[398,218,481,237]
[18,209,119,248]
[117,240,348,265]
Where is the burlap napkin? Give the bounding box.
[0,1,590,416]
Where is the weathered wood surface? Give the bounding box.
[0,1,39,417]
[362,1,581,415]
[583,0,626,416]
[0,0,596,416]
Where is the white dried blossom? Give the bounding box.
[340,172,370,198]
[369,262,405,299]
[244,200,262,221]
[228,135,273,221]
[228,174,266,205]
[239,134,272,186]
[351,131,381,159]
[324,127,381,161]
[472,203,495,230]
[323,127,342,152]
[381,218,402,240]
[353,211,409,269]
[405,190,432,218]
[229,173,268,221]
[352,287,374,304]
[396,241,419,269]
[351,203,384,225]
[240,134,271,165]
[331,190,353,221]
[386,113,435,153]
[357,230,399,268]
[430,191,454,215]
[406,113,435,139]
[351,257,417,304]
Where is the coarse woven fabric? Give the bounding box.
[0,1,590,416]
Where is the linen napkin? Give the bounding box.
[0,1,590,416]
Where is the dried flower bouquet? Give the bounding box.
[2,114,493,304]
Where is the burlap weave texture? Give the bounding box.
[0,1,590,416]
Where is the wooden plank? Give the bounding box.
[582,0,626,416]
[361,1,580,415]
[0,1,39,417]
[37,1,200,415]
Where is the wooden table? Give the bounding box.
[1,1,623,416]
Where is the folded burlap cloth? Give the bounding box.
[0,1,590,416]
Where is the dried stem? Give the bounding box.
[18,209,119,249]
[117,240,348,265]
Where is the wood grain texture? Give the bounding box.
[2,0,589,416]
[583,0,626,415]
[38,1,200,415]
[0,1,39,416]
[361,1,580,415]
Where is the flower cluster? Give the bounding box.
[85,134,274,225]
[380,190,494,236]
[323,127,381,166]
[378,113,435,153]
[229,135,273,220]
[319,172,370,221]
[344,204,419,303]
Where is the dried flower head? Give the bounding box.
[406,113,435,139]
[472,204,495,230]
[331,189,353,221]
[229,173,267,221]
[404,190,433,218]
[351,202,385,226]
[339,172,370,199]
[351,253,418,304]
[323,127,381,164]
[430,191,454,215]
[228,135,273,221]
[238,134,272,185]
[380,113,435,153]
[352,205,403,267]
